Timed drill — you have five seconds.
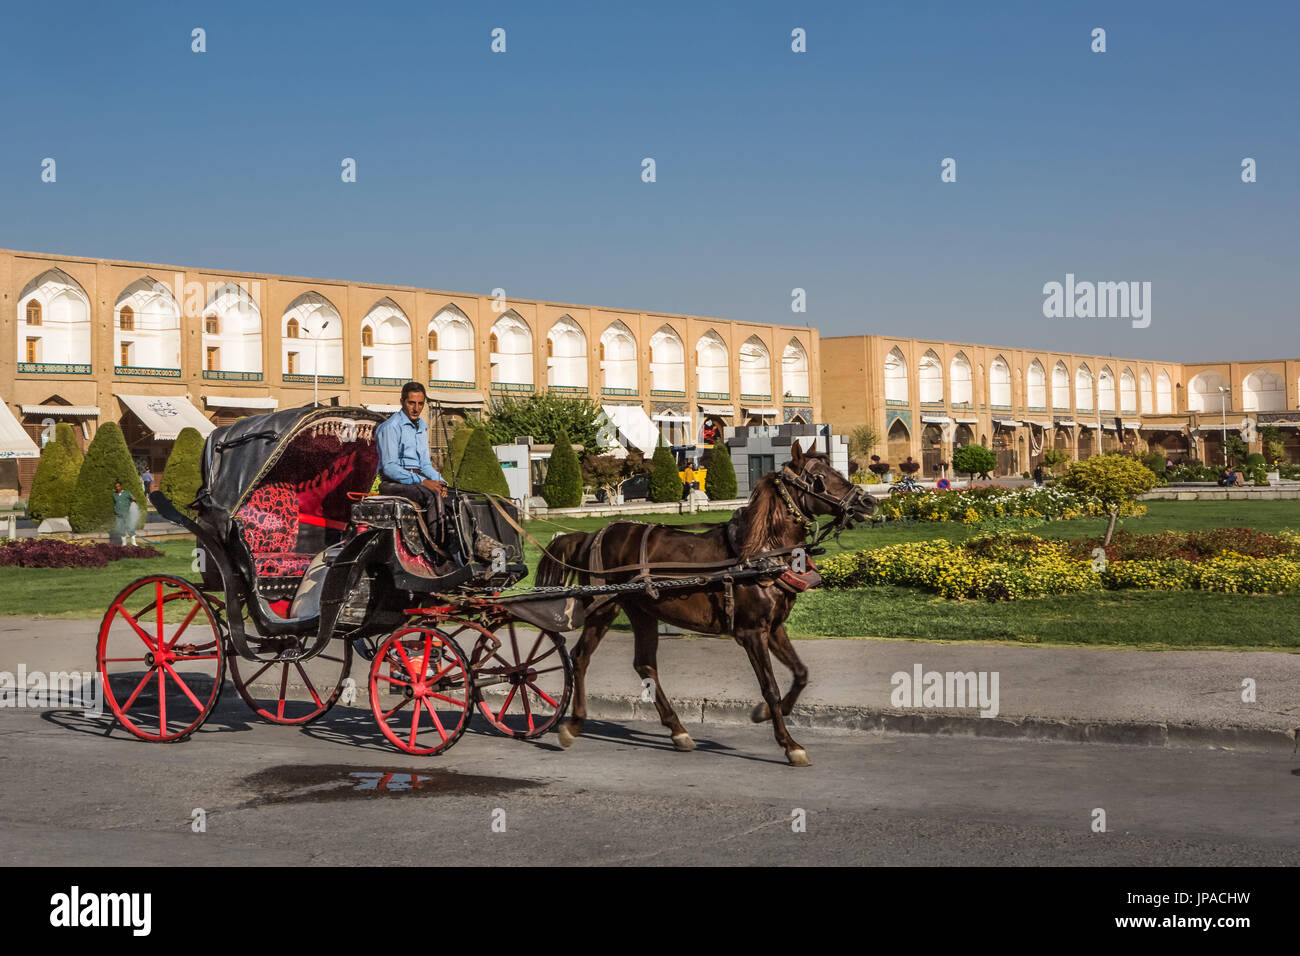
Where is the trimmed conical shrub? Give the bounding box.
[69,421,146,532]
[160,426,205,514]
[453,426,510,497]
[649,439,683,503]
[704,439,738,500]
[55,422,83,467]
[27,440,79,521]
[542,428,582,508]
[449,424,475,477]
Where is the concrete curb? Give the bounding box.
[572,693,1300,754]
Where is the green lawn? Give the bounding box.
[4,499,1299,648]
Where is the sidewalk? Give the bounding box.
[4,616,1297,752]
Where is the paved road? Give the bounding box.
[2,699,1298,866]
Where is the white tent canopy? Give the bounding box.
[0,399,40,460]
[204,395,279,410]
[19,404,101,417]
[600,404,661,455]
[116,394,216,441]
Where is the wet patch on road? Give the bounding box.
[241,764,545,805]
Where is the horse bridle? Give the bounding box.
[775,461,866,545]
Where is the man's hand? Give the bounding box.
[421,479,448,497]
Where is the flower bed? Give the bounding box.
[819,529,1300,600]
[0,538,162,568]
[874,485,1145,525]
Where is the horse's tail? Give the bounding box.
[537,531,590,588]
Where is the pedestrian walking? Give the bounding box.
[112,480,134,546]
[140,467,153,492]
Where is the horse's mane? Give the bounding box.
[735,452,828,558]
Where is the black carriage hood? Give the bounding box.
[194,404,387,540]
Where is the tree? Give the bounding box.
[848,424,880,473]
[69,421,145,532]
[704,439,738,500]
[1225,433,1249,468]
[160,427,205,515]
[581,451,647,502]
[482,393,601,454]
[952,443,996,480]
[1261,426,1286,466]
[27,440,79,521]
[450,426,510,497]
[1041,448,1070,475]
[648,439,683,502]
[542,428,582,508]
[1060,452,1156,545]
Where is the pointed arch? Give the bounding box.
[650,324,685,392]
[1075,363,1094,411]
[739,335,771,397]
[949,351,972,405]
[1243,368,1285,412]
[696,329,729,394]
[282,292,342,378]
[1098,366,1116,412]
[1187,370,1228,412]
[989,355,1011,407]
[782,338,809,399]
[1052,360,1070,409]
[429,304,474,383]
[600,321,637,391]
[490,311,533,385]
[1121,369,1137,413]
[1027,359,1047,408]
[1156,370,1173,413]
[361,298,412,380]
[918,349,943,403]
[884,347,908,403]
[546,315,587,388]
[200,282,263,375]
[17,268,91,366]
[112,276,181,371]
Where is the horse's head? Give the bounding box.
[782,440,877,524]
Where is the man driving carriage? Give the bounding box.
[375,382,453,555]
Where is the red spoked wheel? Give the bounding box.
[97,575,225,742]
[228,638,353,725]
[466,620,572,739]
[368,625,472,756]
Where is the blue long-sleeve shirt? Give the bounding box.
[376,410,443,484]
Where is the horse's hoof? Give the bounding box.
[671,732,696,752]
[557,721,579,748]
[786,748,812,767]
[751,702,771,723]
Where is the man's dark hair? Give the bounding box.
[401,381,426,401]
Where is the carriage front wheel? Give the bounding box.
[368,625,472,756]
[96,575,225,742]
[464,621,573,740]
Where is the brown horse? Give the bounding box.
[536,441,875,766]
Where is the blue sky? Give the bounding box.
[1,0,1295,361]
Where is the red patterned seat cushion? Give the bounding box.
[236,484,311,578]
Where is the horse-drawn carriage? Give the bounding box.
[97,403,876,766]
[95,404,580,756]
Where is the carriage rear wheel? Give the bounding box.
[97,575,225,742]
[463,620,573,739]
[368,625,472,756]
[228,638,353,725]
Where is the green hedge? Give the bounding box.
[542,428,582,507]
[160,427,205,514]
[704,440,737,499]
[27,435,79,521]
[649,440,683,502]
[68,422,145,532]
[453,426,510,497]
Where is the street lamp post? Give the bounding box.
[310,319,331,407]
[1218,386,1230,469]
